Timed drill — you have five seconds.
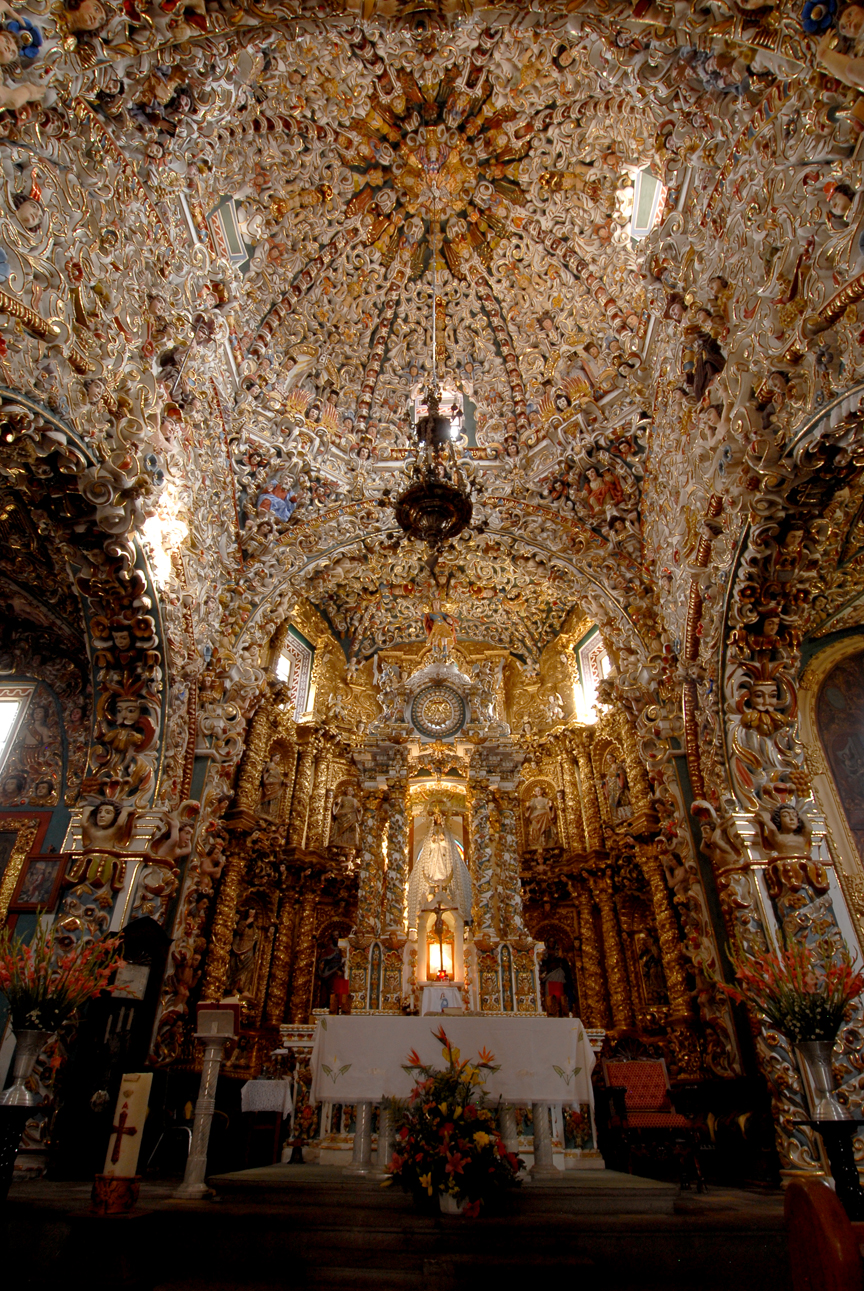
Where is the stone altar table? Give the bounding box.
[310,1016,595,1176]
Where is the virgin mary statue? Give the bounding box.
[407,810,472,934]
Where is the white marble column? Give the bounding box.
[174,1036,229,1198]
[530,1102,559,1177]
[344,1101,374,1175]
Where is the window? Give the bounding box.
[275,654,292,684]
[0,687,31,772]
[573,628,611,724]
[630,169,666,241]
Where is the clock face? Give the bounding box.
[411,684,466,740]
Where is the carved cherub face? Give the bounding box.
[96,803,117,827]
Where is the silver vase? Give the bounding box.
[795,1040,851,1122]
[0,1030,52,1107]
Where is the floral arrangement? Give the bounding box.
[719,937,864,1044]
[0,921,121,1032]
[386,1026,521,1217]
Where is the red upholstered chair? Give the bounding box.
[602,1058,692,1129]
[601,1057,703,1188]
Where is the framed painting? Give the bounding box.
[0,814,50,922]
[10,853,68,912]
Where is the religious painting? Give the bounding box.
[10,852,67,911]
[0,814,46,921]
[817,651,864,864]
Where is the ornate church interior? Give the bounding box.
[4,0,864,1284]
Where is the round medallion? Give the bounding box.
[411,684,466,740]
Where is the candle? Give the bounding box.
[102,1072,153,1178]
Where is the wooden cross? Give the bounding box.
[110,1105,138,1164]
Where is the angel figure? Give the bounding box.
[757,799,812,860]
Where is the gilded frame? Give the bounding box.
[0,815,45,923]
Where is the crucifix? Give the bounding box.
[430,898,456,981]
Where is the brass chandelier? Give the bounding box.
[387,218,475,550]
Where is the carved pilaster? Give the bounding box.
[573,728,604,851]
[355,787,387,935]
[288,887,318,1023]
[576,883,610,1028]
[496,787,527,940]
[591,871,634,1029]
[200,846,246,1000]
[469,783,496,942]
[383,777,409,937]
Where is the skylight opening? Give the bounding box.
[630,169,666,242]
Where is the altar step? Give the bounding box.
[3,1169,788,1291]
[207,1161,678,1214]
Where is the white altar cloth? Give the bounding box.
[310,1016,594,1108]
[240,1079,294,1118]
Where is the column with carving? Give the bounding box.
[265,890,299,1026]
[591,870,633,1028]
[469,781,496,942]
[617,709,655,831]
[288,886,318,1023]
[288,733,320,848]
[636,841,702,1075]
[200,844,246,1000]
[497,787,527,939]
[573,728,604,852]
[308,741,333,850]
[561,732,587,853]
[576,883,611,1028]
[355,787,386,936]
[383,767,409,937]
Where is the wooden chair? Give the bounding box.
[785,1177,863,1291]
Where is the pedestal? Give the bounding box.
[0,1106,28,1202]
[174,1035,229,1200]
[800,1120,864,1222]
[343,1101,373,1175]
[530,1102,559,1177]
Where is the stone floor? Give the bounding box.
[2,1167,789,1291]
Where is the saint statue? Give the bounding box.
[331,787,361,848]
[226,910,258,996]
[407,809,472,934]
[525,786,557,849]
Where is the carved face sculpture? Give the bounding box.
[96,803,118,828]
[778,806,800,834]
[112,628,132,651]
[115,698,142,726]
[750,681,778,712]
[64,0,106,33]
[839,3,864,37]
[14,198,42,231]
[0,31,18,65]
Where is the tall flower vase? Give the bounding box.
[0,1029,52,1107]
[794,1040,851,1122]
[0,1030,51,1203]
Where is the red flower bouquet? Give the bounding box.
[385,1026,522,1216]
[0,922,121,1032]
[719,937,864,1043]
